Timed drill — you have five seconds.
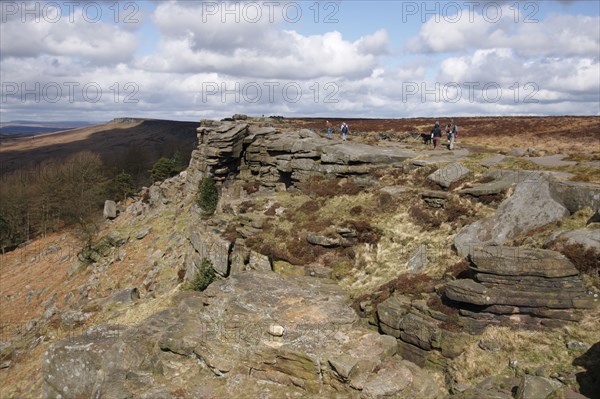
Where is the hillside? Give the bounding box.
[0,121,93,139]
[0,118,199,175]
[0,116,599,398]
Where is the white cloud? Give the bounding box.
[437,49,600,100]
[134,1,388,80]
[0,5,138,64]
[407,7,600,58]
[0,1,598,121]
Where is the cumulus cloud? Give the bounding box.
[0,0,598,121]
[134,1,388,80]
[0,3,139,64]
[437,49,600,98]
[407,6,600,58]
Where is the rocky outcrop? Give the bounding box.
[376,294,473,368]
[454,175,569,256]
[444,246,596,332]
[43,272,442,399]
[188,225,232,277]
[421,190,451,208]
[185,122,417,191]
[455,171,600,256]
[447,375,579,399]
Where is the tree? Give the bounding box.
[150,153,187,183]
[112,171,135,201]
[185,258,217,291]
[151,157,174,182]
[171,151,185,174]
[196,176,218,216]
[57,152,108,249]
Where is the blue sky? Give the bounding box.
[1,1,599,122]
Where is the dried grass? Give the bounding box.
[448,307,600,386]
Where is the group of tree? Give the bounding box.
[0,150,188,252]
[0,151,107,251]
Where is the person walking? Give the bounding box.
[431,121,442,150]
[446,122,455,150]
[326,120,333,139]
[341,122,349,142]
[450,120,459,145]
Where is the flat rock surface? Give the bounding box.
[525,154,578,167]
[470,246,579,278]
[412,148,470,165]
[481,155,507,167]
[43,271,442,399]
[427,162,472,188]
[321,143,417,165]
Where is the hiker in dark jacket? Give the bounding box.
[431,121,442,150]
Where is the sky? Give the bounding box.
[1,0,599,122]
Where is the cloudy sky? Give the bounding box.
[1,0,599,122]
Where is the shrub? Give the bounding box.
[264,203,279,216]
[408,205,441,228]
[298,177,362,197]
[186,258,217,291]
[559,243,600,281]
[243,181,260,194]
[171,151,186,173]
[197,176,219,216]
[151,153,186,183]
[151,157,175,182]
[445,259,471,279]
[351,273,438,313]
[344,220,382,244]
[350,205,363,216]
[298,199,321,213]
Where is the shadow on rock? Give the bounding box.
[573,341,600,399]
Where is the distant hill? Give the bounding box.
[0,118,199,183]
[0,121,94,137]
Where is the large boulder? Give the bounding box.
[103,200,117,219]
[588,208,600,224]
[546,229,600,252]
[427,163,472,189]
[549,179,600,213]
[515,375,563,399]
[469,246,578,278]
[455,176,569,257]
[43,325,126,398]
[188,227,232,277]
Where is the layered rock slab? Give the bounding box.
[43,272,442,399]
[444,246,595,331]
